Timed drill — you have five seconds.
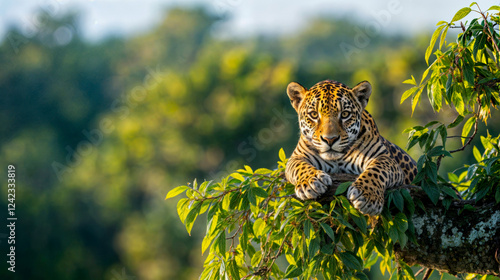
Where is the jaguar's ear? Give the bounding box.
[287,82,307,112]
[353,81,372,109]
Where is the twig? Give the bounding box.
[437,116,479,171]
[422,268,434,280]
[449,118,479,154]
[415,267,426,277]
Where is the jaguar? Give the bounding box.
[285,79,417,216]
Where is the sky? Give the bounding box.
[1,0,500,41]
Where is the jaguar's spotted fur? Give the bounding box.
[285,79,417,216]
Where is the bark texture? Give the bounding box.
[319,173,500,276]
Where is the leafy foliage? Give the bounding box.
[168,150,416,279]
[402,3,500,205]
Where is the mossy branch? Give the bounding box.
[318,173,500,276]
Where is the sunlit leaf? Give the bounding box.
[462,116,476,145]
[279,148,287,162]
[426,25,446,64]
[401,87,418,104]
[166,185,189,199]
[231,172,246,182]
[487,5,500,11]
[451,7,472,22]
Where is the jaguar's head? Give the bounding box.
[287,80,372,161]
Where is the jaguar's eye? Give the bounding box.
[341,111,350,119]
[309,111,318,119]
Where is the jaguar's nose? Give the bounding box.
[320,135,339,146]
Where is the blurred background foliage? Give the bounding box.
[1,5,492,280]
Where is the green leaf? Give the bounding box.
[392,190,404,212]
[461,116,476,145]
[285,253,296,266]
[394,213,408,232]
[426,25,446,64]
[254,168,272,175]
[247,187,257,206]
[231,172,246,182]
[252,186,268,198]
[304,220,313,239]
[448,115,464,128]
[473,146,482,162]
[356,272,370,280]
[340,251,363,271]
[215,230,226,255]
[425,161,438,184]
[351,214,367,234]
[388,225,399,243]
[402,76,417,85]
[439,25,449,49]
[487,5,500,11]
[239,223,249,251]
[411,86,424,114]
[439,125,448,148]
[428,146,451,158]
[452,91,465,115]
[421,181,440,205]
[202,228,216,254]
[335,181,351,195]
[177,198,190,222]
[463,204,476,212]
[495,188,500,203]
[253,218,264,238]
[462,58,475,85]
[284,265,302,279]
[398,230,408,249]
[400,87,418,104]
[320,223,335,240]
[421,64,432,84]
[320,243,334,255]
[451,7,472,22]
[473,33,487,58]
[441,186,458,199]
[230,192,241,210]
[424,121,440,128]
[239,194,250,210]
[401,189,415,215]
[374,240,386,255]
[184,201,202,235]
[166,185,189,199]
[250,250,262,267]
[279,148,287,162]
[229,259,240,280]
[445,74,453,103]
[308,237,320,259]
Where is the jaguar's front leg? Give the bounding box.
[347,156,404,216]
[286,156,332,200]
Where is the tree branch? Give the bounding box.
[437,116,479,171]
[315,173,500,276]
